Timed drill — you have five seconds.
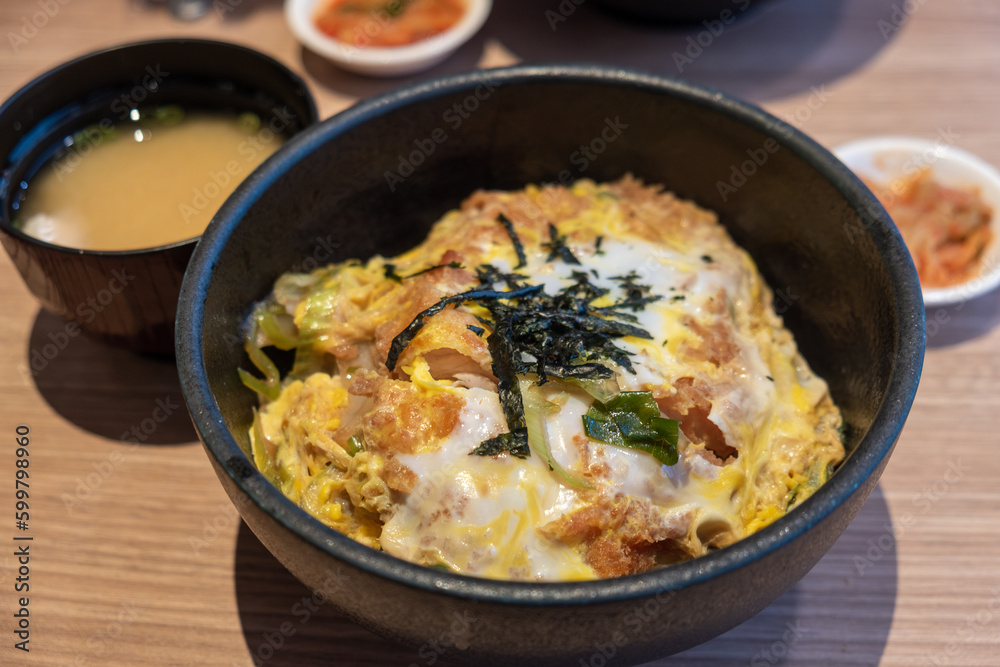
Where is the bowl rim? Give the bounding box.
[284,0,492,77]
[0,37,319,257]
[833,135,1000,308]
[177,64,925,604]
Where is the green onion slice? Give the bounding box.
[582,391,679,466]
[520,379,592,490]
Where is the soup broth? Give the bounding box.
[14,108,283,251]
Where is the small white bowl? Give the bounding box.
[834,136,1000,308]
[285,0,492,77]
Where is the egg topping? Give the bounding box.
[242,176,844,581]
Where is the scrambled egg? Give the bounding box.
[244,176,844,581]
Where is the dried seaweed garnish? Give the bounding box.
[467,325,486,337]
[383,263,403,283]
[386,251,658,459]
[386,261,464,283]
[471,319,530,459]
[496,213,527,269]
[385,284,543,371]
[609,271,660,312]
[475,264,528,290]
[404,261,464,279]
[472,431,528,457]
[542,223,581,265]
[557,271,608,308]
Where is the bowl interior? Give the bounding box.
[195,69,918,457]
[178,66,925,661]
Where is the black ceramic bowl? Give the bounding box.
[176,66,924,665]
[0,39,317,355]
[593,0,772,22]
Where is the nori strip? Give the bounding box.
[385,284,543,371]
[404,261,464,279]
[496,213,527,269]
[609,271,661,312]
[542,223,581,265]
[383,263,403,283]
[470,318,530,459]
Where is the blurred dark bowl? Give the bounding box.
[0,39,317,355]
[593,0,773,22]
[176,65,924,665]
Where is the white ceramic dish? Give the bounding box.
[835,136,1000,308]
[285,0,491,77]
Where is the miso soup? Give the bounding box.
[14,107,284,251]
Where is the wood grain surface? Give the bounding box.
[2,0,1000,665]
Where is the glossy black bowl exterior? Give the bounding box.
[593,0,772,22]
[0,39,317,354]
[177,66,924,665]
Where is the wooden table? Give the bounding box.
[2,0,999,664]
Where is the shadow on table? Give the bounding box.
[233,520,419,666]
[22,308,196,445]
[666,484,897,665]
[302,0,904,106]
[231,485,897,666]
[925,288,1000,348]
[133,0,281,22]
